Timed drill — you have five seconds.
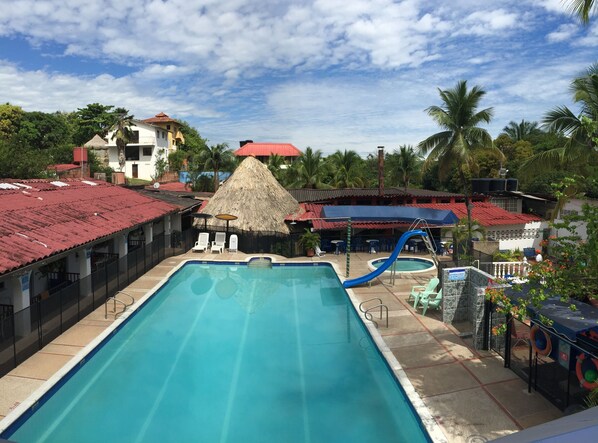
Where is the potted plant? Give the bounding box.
[298,228,320,257]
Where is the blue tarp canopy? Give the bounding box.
[507,285,598,342]
[321,205,459,225]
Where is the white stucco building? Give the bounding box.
[552,198,598,241]
[104,113,184,181]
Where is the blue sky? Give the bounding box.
[1,0,597,156]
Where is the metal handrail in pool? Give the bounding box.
[359,298,389,328]
[359,298,382,313]
[364,304,389,329]
[104,291,135,319]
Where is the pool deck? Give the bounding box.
[0,250,563,442]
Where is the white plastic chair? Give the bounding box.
[211,232,226,253]
[229,234,238,253]
[192,232,210,252]
[315,245,326,257]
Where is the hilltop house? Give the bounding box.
[104,113,184,181]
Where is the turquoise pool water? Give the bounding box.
[371,257,435,273]
[4,263,429,443]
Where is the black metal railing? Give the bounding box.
[0,229,193,378]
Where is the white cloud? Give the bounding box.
[0,60,218,118]
[547,23,579,42]
[461,9,519,35]
[0,0,596,156]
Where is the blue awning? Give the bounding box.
[321,205,459,225]
[507,285,598,342]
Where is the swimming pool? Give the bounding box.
[369,257,436,274]
[1,262,432,442]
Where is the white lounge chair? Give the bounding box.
[229,234,238,253]
[315,245,326,257]
[211,232,226,253]
[192,232,210,252]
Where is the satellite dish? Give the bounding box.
[153,182,160,189]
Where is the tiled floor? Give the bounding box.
[0,250,563,442]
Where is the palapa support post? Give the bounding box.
[346,217,351,278]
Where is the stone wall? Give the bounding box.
[442,266,494,350]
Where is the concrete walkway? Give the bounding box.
[0,250,562,442]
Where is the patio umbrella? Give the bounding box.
[191,212,212,230]
[215,213,238,234]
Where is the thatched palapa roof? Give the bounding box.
[199,156,299,234]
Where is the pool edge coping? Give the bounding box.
[0,255,447,443]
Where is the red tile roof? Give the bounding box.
[290,202,542,230]
[142,112,177,124]
[234,142,302,158]
[411,202,542,226]
[290,204,411,230]
[0,179,178,276]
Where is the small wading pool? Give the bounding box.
[368,257,436,274]
[0,261,432,443]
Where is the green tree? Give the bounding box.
[0,103,24,140]
[72,103,127,145]
[168,150,188,172]
[294,147,327,189]
[110,113,136,172]
[451,217,485,262]
[0,139,49,178]
[15,111,74,151]
[196,143,235,191]
[534,63,598,170]
[564,0,597,24]
[267,153,285,182]
[418,80,502,255]
[501,120,540,141]
[177,120,208,153]
[391,145,421,190]
[327,149,364,188]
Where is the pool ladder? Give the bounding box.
[105,291,135,319]
[359,298,388,328]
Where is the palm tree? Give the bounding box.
[530,63,598,170]
[197,143,235,191]
[565,0,597,24]
[295,147,327,188]
[110,113,135,172]
[393,145,421,190]
[418,80,502,255]
[267,153,285,182]
[502,120,540,141]
[451,218,486,262]
[327,149,364,188]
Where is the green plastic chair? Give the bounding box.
[409,277,439,307]
[419,289,443,316]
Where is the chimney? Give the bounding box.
[239,140,253,148]
[378,146,384,196]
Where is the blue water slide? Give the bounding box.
[343,230,428,288]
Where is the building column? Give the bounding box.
[164,215,172,236]
[79,248,92,297]
[172,213,182,233]
[143,223,154,245]
[115,233,128,277]
[11,271,32,335]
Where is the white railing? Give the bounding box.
[491,261,529,279]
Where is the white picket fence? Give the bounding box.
[480,261,530,279]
